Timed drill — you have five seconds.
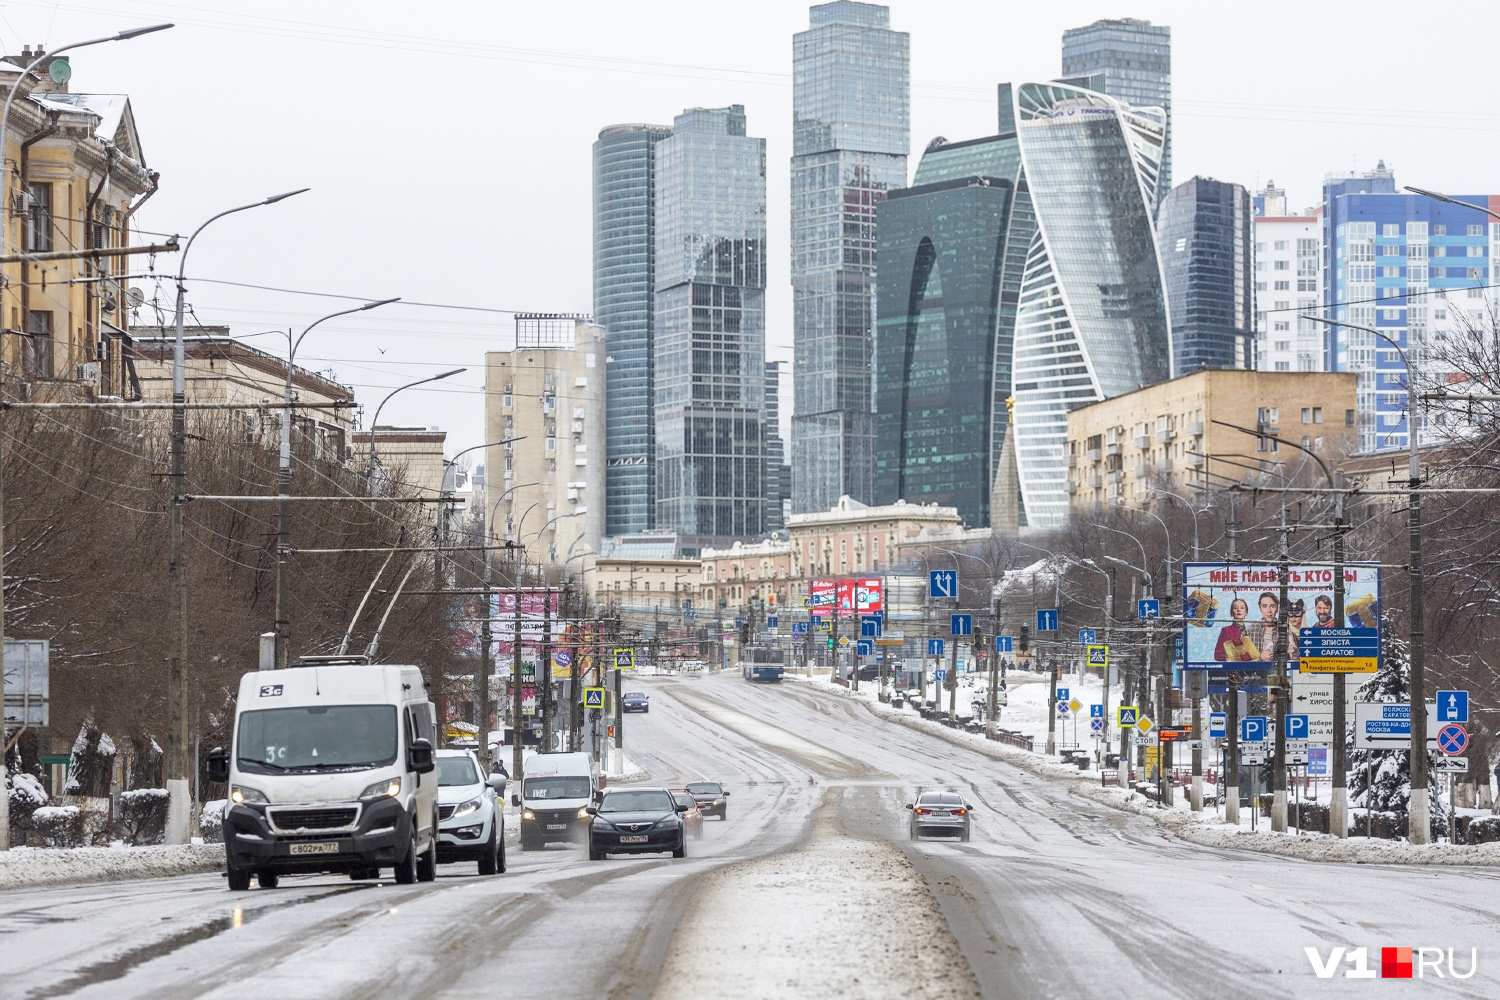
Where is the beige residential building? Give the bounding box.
[1065,370,1358,510]
[590,556,701,612]
[352,426,448,498]
[784,496,962,607]
[484,314,605,569]
[700,538,793,610]
[132,328,354,463]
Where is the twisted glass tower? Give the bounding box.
[1008,82,1172,527]
[790,1,909,514]
[594,124,671,536]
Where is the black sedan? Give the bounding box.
[587,788,687,860]
[683,780,730,820]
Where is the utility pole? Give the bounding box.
[1102,569,1114,769]
[510,563,524,787]
[1224,492,1241,826]
[1330,469,1350,837]
[477,550,493,769]
[1272,497,1291,832]
[1407,429,1429,844]
[541,585,555,751]
[986,600,1001,740]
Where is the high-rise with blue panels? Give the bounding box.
[791,1,909,514]
[653,105,768,553]
[1322,162,1499,452]
[594,123,671,537]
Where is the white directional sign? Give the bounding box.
[1354,702,1440,750]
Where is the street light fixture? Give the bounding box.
[364,368,466,493]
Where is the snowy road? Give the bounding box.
[2,673,1498,998]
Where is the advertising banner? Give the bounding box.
[1181,563,1380,671]
[809,579,837,616]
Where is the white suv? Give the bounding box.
[435,750,507,875]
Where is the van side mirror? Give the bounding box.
[407,738,435,774]
[206,747,229,783]
[487,774,507,794]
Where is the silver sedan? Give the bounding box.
[906,791,972,841]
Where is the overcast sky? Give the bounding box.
[8,0,1499,458]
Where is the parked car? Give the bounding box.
[671,790,704,839]
[435,749,506,875]
[586,787,687,860]
[683,780,729,820]
[623,692,650,713]
[906,791,972,842]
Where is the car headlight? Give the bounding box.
[230,784,267,805]
[450,796,482,819]
[577,807,592,820]
[521,809,535,820]
[652,816,679,829]
[592,816,614,829]
[360,778,402,800]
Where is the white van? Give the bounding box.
[208,657,439,890]
[519,750,599,850]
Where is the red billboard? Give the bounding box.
[809,578,837,616]
[811,578,882,616]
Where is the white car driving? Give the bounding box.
[435,749,507,875]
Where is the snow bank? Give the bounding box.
[809,677,1500,867]
[0,842,224,891]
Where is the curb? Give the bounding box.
[0,842,225,892]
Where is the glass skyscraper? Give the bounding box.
[873,135,1030,527]
[1061,18,1171,207]
[1008,81,1172,528]
[1157,176,1254,375]
[594,123,671,537]
[653,105,768,554]
[790,1,909,514]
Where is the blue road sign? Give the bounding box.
[817,620,832,632]
[1036,609,1058,632]
[1118,706,1138,727]
[1090,717,1104,734]
[856,639,874,656]
[1173,635,1184,663]
[1057,701,1071,716]
[935,669,948,682]
[1308,747,1328,777]
[791,622,809,635]
[1240,715,1268,742]
[860,618,879,638]
[1209,712,1227,738]
[996,635,1014,653]
[1297,627,1379,656]
[554,649,573,668]
[928,638,946,657]
[1078,628,1096,644]
[1056,687,1070,703]
[583,687,605,709]
[767,615,779,628]
[1090,703,1104,719]
[1285,714,1309,740]
[929,570,958,599]
[951,614,973,637]
[613,648,635,670]
[1436,724,1469,756]
[1138,598,1160,619]
[1086,645,1109,667]
[1436,690,1469,724]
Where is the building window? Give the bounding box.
[1433,245,1447,257]
[1274,260,1290,270]
[1383,224,1400,237]
[1274,361,1290,371]
[1345,410,1356,427]
[1433,224,1447,236]
[1274,280,1290,290]
[1274,240,1289,250]
[1274,322,1290,332]
[1301,407,1323,424]
[27,310,53,377]
[1380,245,1401,256]
[1468,224,1484,237]
[25,182,51,252]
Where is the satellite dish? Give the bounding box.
[126,287,145,309]
[48,58,70,86]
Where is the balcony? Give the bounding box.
[1067,453,1078,468]
[1185,452,1205,468]
[1134,462,1152,478]
[1088,474,1103,488]
[1134,435,1151,450]
[1106,442,1123,456]
[1106,469,1124,483]
[1066,481,1079,494]
[1086,448,1102,462]
[1156,429,1177,443]
[1185,421,1204,436]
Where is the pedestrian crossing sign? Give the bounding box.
[1086,644,1108,668]
[613,648,635,670]
[1118,705,1138,727]
[584,687,605,709]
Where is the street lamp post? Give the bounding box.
[0,20,174,854]
[274,299,398,670]
[160,188,309,847]
[1106,553,1152,792]
[363,368,466,493]
[1148,489,1206,809]
[1302,313,1428,841]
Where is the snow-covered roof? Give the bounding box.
[30,92,128,145]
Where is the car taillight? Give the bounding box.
[913,808,929,814]
[953,809,967,815]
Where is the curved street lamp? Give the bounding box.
[364,368,466,492]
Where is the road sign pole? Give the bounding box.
[1330,469,1349,838]
[1046,640,1058,756]
[1190,669,1203,812]
[1225,677,1240,825]
[1272,503,1290,833]
[947,625,958,723]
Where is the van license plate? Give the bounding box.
[546,824,567,830]
[619,835,648,844]
[289,841,339,855]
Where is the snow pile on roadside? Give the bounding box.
[654,798,979,1000]
[0,842,224,891]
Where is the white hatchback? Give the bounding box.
[435,750,507,875]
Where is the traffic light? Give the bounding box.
[739,621,751,645]
[1019,625,1030,653]
[827,636,835,651]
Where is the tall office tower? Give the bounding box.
[764,361,790,531]
[1006,81,1172,528]
[874,133,1029,528]
[1157,176,1254,375]
[790,1,909,514]
[1322,162,1497,452]
[1061,18,1171,206]
[653,105,768,554]
[594,123,672,537]
[1252,181,1323,375]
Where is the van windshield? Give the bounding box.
[524,776,591,800]
[237,705,397,774]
